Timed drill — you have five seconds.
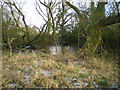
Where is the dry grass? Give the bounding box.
[2,51,119,88]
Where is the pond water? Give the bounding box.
[14,45,79,55]
[49,45,78,55]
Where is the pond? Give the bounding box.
[49,45,78,55]
[13,45,79,55]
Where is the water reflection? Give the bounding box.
[49,45,78,55]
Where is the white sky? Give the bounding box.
[20,0,119,27]
[19,0,82,27]
[21,0,45,27]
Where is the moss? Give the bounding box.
[93,78,97,81]
[78,73,88,78]
[86,83,92,87]
[17,81,25,87]
[97,79,109,87]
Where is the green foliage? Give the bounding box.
[102,24,120,54]
[59,26,86,48]
[17,81,25,87]
[32,33,54,49]
[78,73,88,78]
[2,13,54,49]
[59,30,77,45]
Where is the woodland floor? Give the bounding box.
[2,51,119,88]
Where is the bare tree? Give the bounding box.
[35,1,75,53]
[4,0,30,46]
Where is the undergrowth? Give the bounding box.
[2,51,119,88]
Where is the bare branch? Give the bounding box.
[38,0,48,8]
[35,0,47,17]
[35,6,47,22]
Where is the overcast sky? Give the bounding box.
[20,0,86,27]
[21,0,43,27]
[20,0,119,27]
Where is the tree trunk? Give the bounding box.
[82,26,103,55]
[65,2,107,55]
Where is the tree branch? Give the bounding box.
[65,2,84,20]
[99,14,120,27]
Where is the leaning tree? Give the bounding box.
[65,1,120,55]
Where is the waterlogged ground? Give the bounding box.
[2,51,119,88]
